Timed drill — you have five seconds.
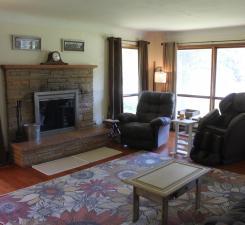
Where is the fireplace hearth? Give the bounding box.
[34,90,79,132]
[1,64,111,167]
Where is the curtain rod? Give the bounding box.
[107,37,150,44]
[123,40,150,44]
[123,40,137,43]
[161,39,245,45]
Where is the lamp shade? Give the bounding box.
[154,71,167,83]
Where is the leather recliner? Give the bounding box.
[118,91,175,150]
[190,92,245,166]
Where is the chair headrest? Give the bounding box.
[233,92,245,112]
[139,91,174,104]
[219,92,245,114]
[219,93,236,114]
[136,91,175,122]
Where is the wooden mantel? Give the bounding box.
[1,64,97,71]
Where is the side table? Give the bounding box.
[103,119,120,138]
[172,119,198,156]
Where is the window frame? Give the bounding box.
[177,42,245,112]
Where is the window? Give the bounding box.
[216,48,245,97]
[122,48,139,113]
[176,44,245,116]
[177,49,212,116]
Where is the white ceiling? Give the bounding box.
[0,0,245,31]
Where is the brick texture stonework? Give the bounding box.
[2,65,96,141]
[11,127,110,167]
[1,65,110,167]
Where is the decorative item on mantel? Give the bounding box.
[62,39,85,52]
[12,35,41,51]
[41,51,68,65]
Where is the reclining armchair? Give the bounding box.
[190,92,245,166]
[118,91,175,150]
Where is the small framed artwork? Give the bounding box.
[62,39,84,52]
[12,35,41,50]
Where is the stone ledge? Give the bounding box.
[12,127,110,167]
[1,64,97,70]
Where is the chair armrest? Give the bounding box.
[198,109,220,130]
[150,117,171,127]
[225,113,245,139]
[221,113,245,163]
[118,113,137,124]
[228,113,245,130]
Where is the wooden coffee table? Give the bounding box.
[123,160,210,225]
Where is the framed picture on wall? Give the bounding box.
[12,35,41,50]
[62,39,85,52]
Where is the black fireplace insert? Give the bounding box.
[39,99,75,132]
[34,90,79,132]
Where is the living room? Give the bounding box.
[0,0,245,224]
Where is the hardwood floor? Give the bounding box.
[0,132,244,195]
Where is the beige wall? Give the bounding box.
[0,12,144,147]
[144,32,166,91]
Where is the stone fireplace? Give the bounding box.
[34,89,79,133]
[1,64,110,167]
[2,64,96,141]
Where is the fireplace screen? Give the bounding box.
[34,90,79,132]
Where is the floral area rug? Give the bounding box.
[0,151,245,225]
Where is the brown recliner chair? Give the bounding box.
[190,92,245,166]
[118,91,175,150]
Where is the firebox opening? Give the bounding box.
[39,99,75,132]
[34,90,79,133]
